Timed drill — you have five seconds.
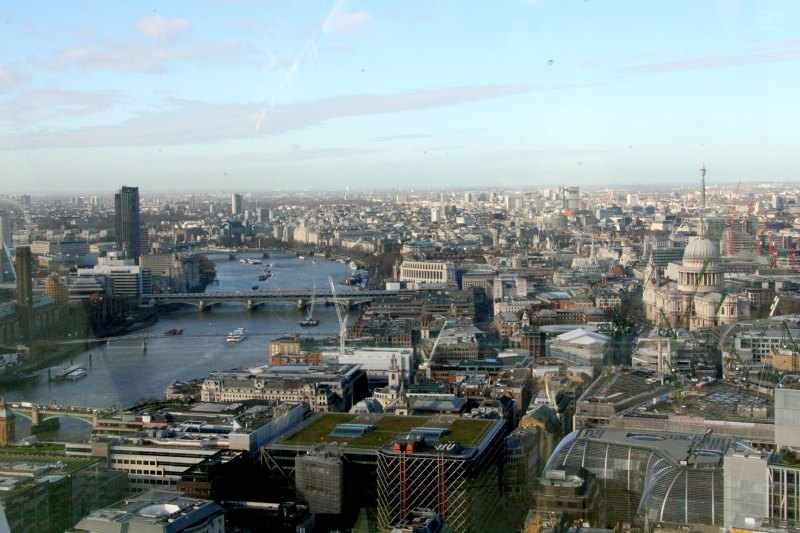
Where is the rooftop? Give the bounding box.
[73,489,223,532]
[632,382,773,423]
[277,413,496,451]
[580,368,664,405]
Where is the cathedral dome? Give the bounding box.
[683,236,719,263]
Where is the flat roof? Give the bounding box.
[277,413,496,451]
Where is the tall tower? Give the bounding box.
[0,215,11,248]
[388,353,401,389]
[231,193,243,216]
[0,215,13,283]
[114,186,141,263]
[15,246,33,343]
[697,164,708,239]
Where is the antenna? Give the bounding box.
[699,164,707,237]
[700,163,707,211]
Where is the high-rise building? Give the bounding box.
[231,193,243,216]
[0,214,12,248]
[114,186,141,263]
[0,215,12,282]
[561,186,580,210]
[15,246,33,342]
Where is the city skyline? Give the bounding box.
[2,1,799,190]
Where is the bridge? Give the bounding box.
[7,402,113,432]
[151,288,407,311]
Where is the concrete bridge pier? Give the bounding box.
[28,407,59,434]
[296,298,307,311]
[197,300,209,312]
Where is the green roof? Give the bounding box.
[280,413,495,450]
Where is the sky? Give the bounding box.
[1,0,799,192]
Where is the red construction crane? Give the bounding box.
[768,231,778,268]
[788,247,798,271]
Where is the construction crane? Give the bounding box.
[768,231,778,268]
[328,276,347,354]
[789,247,799,272]
[424,319,449,364]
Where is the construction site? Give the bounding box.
[263,413,509,532]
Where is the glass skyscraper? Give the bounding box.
[114,186,141,263]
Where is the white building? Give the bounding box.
[398,260,455,287]
[323,347,413,380]
[549,328,609,361]
[81,260,152,298]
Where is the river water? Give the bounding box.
[2,252,349,440]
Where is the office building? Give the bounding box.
[72,490,225,533]
[231,193,243,216]
[375,418,508,532]
[200,364,368,412]
[775,384,800,450]
[266,413,507,532]
[15,246,33,341]
[561,186,580,211]
[0,448,127,533]
[0,215,11,248]
[81,261,152,299]
[139,253,202,292]
[114,186,141,263]
[398,260,456,287]
[68,402,306,493]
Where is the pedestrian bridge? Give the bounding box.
[151,288,405,311]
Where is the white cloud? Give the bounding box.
[1,84,532,149]
[135,15,191,39]
[322,10,371,34]
[0,89,117,128]
[50,40,243,74]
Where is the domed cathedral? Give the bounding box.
[643,166,751,331]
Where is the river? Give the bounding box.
[2,252,349,440]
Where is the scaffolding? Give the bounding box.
[376,432,505,533]
[294,444,345,515]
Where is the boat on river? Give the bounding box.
[226,328,247,343]
[52,365,88,382]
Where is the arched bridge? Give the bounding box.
[151,288,407,311]
[8,402,111,428]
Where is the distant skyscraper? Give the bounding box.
[0,215,12,248]
[561,186,580,210]
[114,186,141,263]
[231,193,243,216]
[15,246,33,342]
[772,194,785,211]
